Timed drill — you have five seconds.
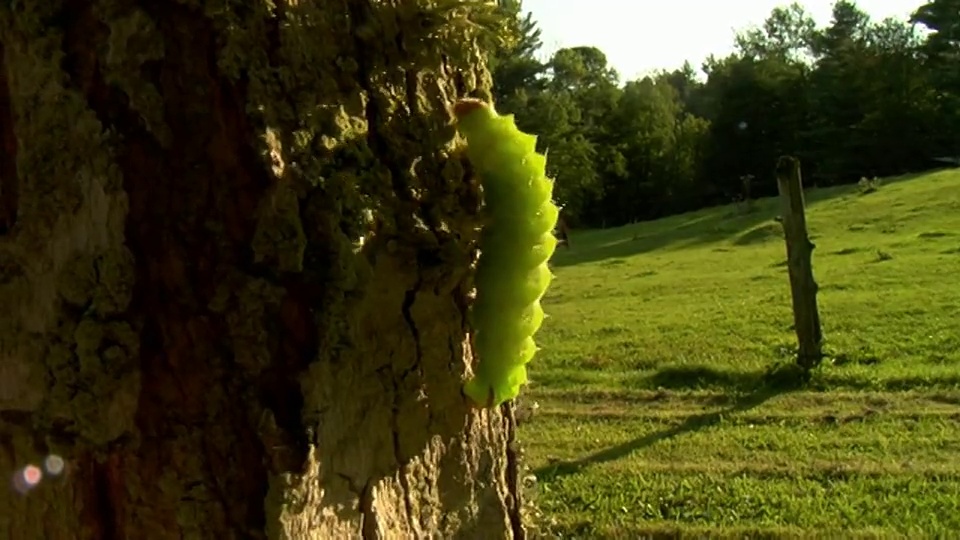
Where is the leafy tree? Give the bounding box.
[656,61,709,119]
[603,79,674,219]
[546,46,622,142]
[912,0,960,155]
[912,0,960,57]
[736,2,817,61]
[490,0,546,105]
[804,1,874,182]
[855,17,939,174]
[700,54,809,199]
[548,46,620,91]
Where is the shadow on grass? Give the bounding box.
[532,363,810,482]
[551,204,779,268]
[550,170,935,269]
[644,364,772,392]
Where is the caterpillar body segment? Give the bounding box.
[471,300,545,346]
[453,99,560,408]
[476,231,557,271]
[475,263,552,307]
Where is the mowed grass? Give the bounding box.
[520,169,960,537]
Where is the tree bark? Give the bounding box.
[0,1,523,538]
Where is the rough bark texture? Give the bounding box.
[775,156,823,371]
[0,1,523,538]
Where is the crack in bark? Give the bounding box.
[0,41,18,235]
[502,403,525,540]
[396,272,423,534]
[92,458,118,540]
[359,477,377,539]
[358,271,425,539]
[255,287,316,476]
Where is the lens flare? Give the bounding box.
[44,455,64,475]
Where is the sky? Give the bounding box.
[522,0,926,80]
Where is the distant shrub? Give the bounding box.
[858,176,882,194]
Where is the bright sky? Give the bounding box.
[523,0,926,80]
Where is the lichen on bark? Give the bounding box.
[0,1,522,539]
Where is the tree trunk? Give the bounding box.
[0,2,524,538]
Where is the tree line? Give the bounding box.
[491,0,959,227]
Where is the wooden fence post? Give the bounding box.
[775,156,823,370]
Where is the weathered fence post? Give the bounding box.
[776,156,823,370]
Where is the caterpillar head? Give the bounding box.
[453,98,498,140]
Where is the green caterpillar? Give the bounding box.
[453,99,559,408]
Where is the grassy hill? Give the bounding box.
[520,169,960,538]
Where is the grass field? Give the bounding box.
[520,168,960,538]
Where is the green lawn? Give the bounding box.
[520,168,960,538]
